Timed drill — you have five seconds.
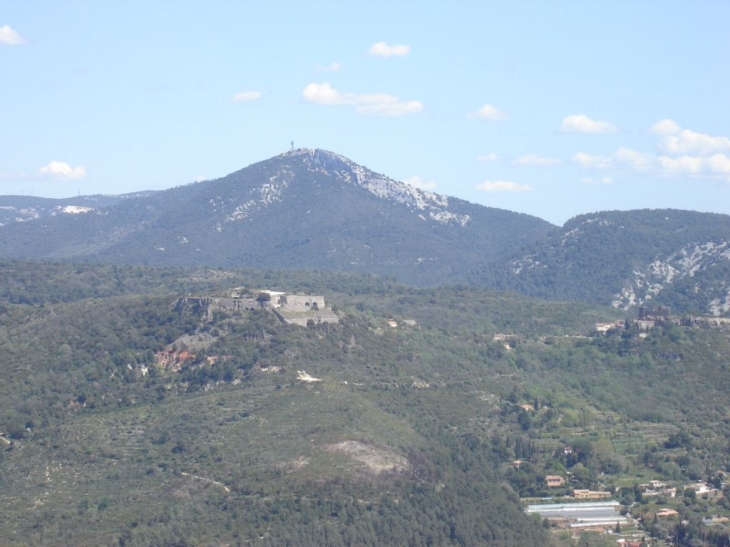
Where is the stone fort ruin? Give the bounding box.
[174,289,338,326]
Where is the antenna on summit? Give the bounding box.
[290,141,294,150]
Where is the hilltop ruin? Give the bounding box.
[174,289,339,326]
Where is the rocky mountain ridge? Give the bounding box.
[0,149,552,286]
[287,148,470,226]
[0,152,728,315]
[493,210,730,315]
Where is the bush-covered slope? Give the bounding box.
[0,150,553,287]
[482,209,730,314]
[1,262,729,546]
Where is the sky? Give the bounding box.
[1,1,729,226]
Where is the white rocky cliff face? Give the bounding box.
[613,241,730,313]
[282,149,471,226]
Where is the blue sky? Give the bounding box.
[1,1,729,225]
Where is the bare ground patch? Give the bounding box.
[325,441,406,474]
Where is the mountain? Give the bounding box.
[484,209,730,315]
[0,193,155,226]
[0,149,553,286]
[1,151,729,315]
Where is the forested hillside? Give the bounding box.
[1,153,729,316]
[484,209,730,315]
[0,150,552,287]
[0,261,729,546]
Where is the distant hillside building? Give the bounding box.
[271,294,326,312]
[638,305,670,321]
[595,321,623,334]
[175,291,338,326]
[637,320,655,332]
[573,489,611,500]
[269,293,338,326]
[546,475,566,488]
[656,508,679,518]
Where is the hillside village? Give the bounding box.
[595,305,730,336]
[489,304,730,544]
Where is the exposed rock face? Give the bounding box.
[213,148,470,229]
[174,296,267,320]
[284,149,471,226]
[154,349,195,371]
[223,169,292,223]
[503,210,730,315]
[612,241,730,312]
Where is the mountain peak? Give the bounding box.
[0,148,555,287]
[277,148,470,226]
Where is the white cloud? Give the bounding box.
[469,104,508,121]
[0,25,23,46]
[232,91,262,102]
[477,153,499,162]
[403,175,437,191]
[560,114,618,134]
[659,129,730,155]
[514,154,561,166]
[656,155,703,174]
[39,161,86,179]
[316,62,341,73]
[648,120,730,155]
[581,177,614,185]
[649,119,681,135]
[645,121,730,177]
[302,82,423,116]
[570,120,730,181]
[614,148,655,171]
[475,180,533,193]
[368,42,410,57]
[302,82,342,105]
[573,148,730,179]
[657,153,730,176]
[572,152,612,169]
[706,154,730,175]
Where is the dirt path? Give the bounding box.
[181,472,230,492]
